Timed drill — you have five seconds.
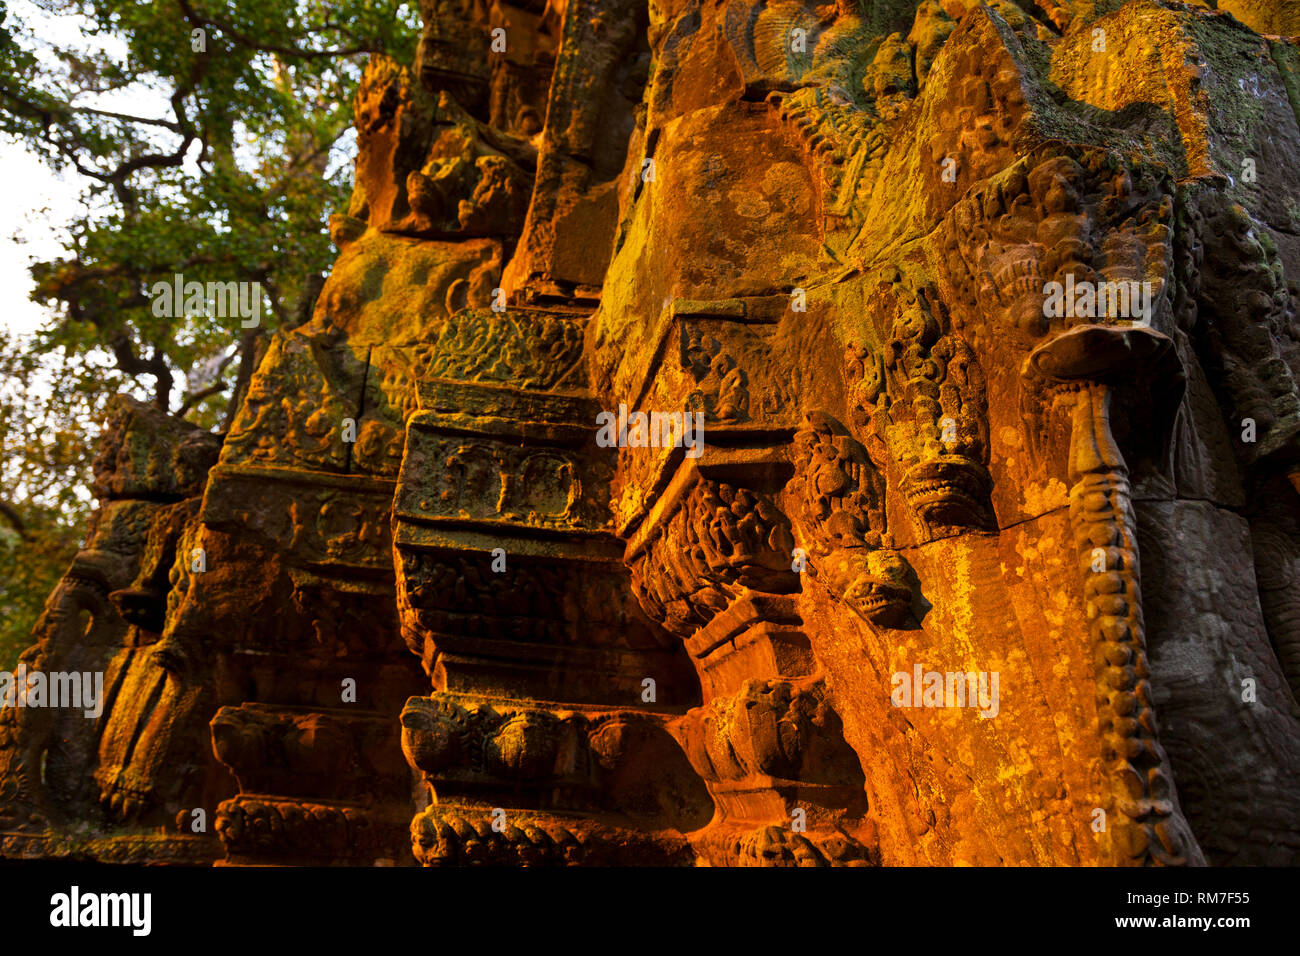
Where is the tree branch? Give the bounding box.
[58,98,184,131]
[108,332,174,410]
[176,380,228,417]
[176,0,381,59]
[222,325,265,432]
[0,502,30,541]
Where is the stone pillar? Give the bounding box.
[395,307,711,865]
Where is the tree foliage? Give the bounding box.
[0,0,419,667]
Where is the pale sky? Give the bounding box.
[1,140,84,336]
[1,0,105,336]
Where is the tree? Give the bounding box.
[0,0,420,666]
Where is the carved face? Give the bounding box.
[516,826,549,866]
[459,818,493,866]
[411,809,458,867]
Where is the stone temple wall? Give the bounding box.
[4,0,1300,866]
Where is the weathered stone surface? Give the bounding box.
[6,0,1300,866]
[0,399,227,862]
